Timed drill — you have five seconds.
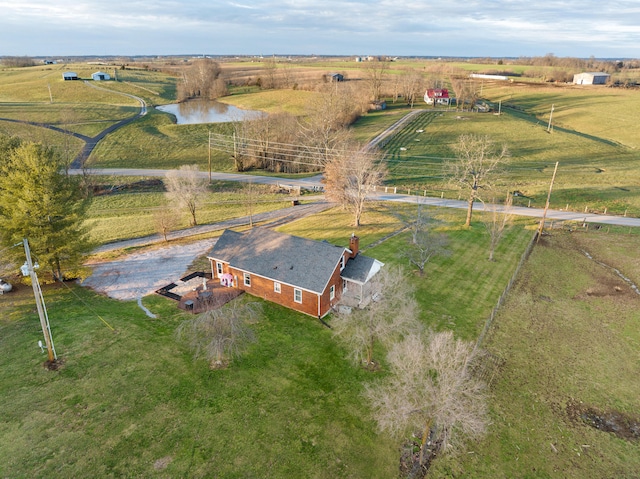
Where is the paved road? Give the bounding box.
[74,167,640,229]
[72,167,324,191]
[376,193,640,227]
[92,200,331,254]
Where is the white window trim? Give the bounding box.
[274,282,281,293]
[243,273,251,287]
[294,288,302,304]
[216,262,223,275]
[340,255,346,271]
[329,285,335,300]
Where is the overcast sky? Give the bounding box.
[2,1,639,58]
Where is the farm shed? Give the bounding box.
[91,71,111,81]
[62,71,78,81]
[470,73,509,81]
[328,72,344,82]
[207,229,383,318]
[573,72,610,85]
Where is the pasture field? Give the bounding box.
[380,107,640,216]
[430,230,640,478]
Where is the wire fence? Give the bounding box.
[475,230,538,350]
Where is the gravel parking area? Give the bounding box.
[82,239,215,301]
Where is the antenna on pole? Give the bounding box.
[208,130,212,184]
[21,238,57,364]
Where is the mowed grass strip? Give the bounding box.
[430,230,640,478]
[0,284,397,478]
[85,180,296,244]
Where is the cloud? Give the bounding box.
[1,0,639,56]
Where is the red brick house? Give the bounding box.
[207,228,383,317]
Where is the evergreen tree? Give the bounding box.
[0,137,92,281]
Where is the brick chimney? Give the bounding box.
[349,234,360,258]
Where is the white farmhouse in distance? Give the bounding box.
[573,72,610,85]
[91,71,111,81]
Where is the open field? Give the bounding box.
[380,107,640,216]
[430,230,640,478]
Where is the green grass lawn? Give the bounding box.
[430,230,640,478]
[0,286,397,478]
[85,179,296,244]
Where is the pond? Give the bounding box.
[156,99,264,124]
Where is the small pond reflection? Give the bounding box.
[156,99,264,124]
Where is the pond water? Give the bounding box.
[156,99,264,124]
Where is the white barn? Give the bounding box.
[91,71,111,81]
[573,72,610,85]
[62,71,78,81]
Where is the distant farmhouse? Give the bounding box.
[62,71,78,81]
[207,229,383,318]
[573,72,610,85]
[91,71,111,81]
[424,88,451,105]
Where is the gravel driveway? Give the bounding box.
[82,239,215,301]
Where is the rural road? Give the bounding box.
[72,167,640,228]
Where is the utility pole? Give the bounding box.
[47,83,53,103]
[22,238,57,363]
[208,130,212,184]
[547,104,555,132]
[537,162,559,243]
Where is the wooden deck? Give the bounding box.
[176,280,243,314]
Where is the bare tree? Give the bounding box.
[178,58,227,101]
[448,134,509,227]
[324,144,387,227]
[262,56,278,89]
[331,266,422,369]
[400,69,425,108]
[297,83,360,166]
[164,165,209,226]
[364,331,488,471]
[176,301,261,369]
[153,205,179,242]
[450,78,478,111]
[483,192,514,261]
[363,59,389,101]
[402,204,450,276]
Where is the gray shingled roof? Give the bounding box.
[341,254,383,284]
[207,228,346,294]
